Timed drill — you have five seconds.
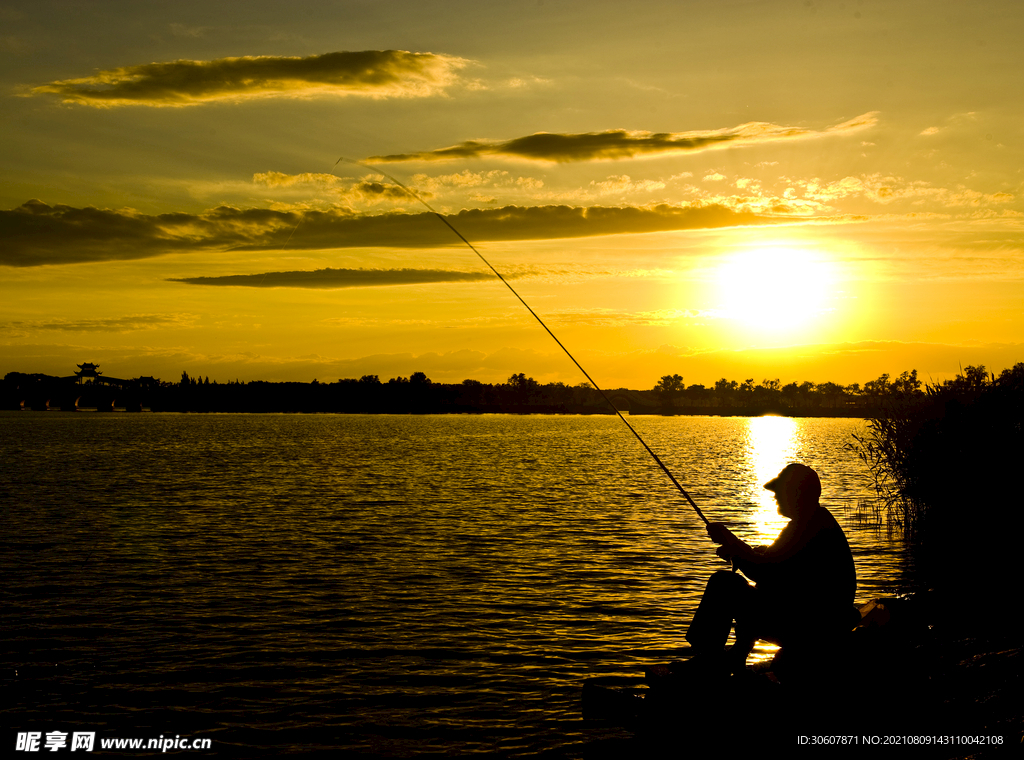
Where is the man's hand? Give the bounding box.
[706,522,736,546]
[707,522,747,557]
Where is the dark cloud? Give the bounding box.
[0,199,298,266]
[169,268,501,289]
[438,203,784,241]
[2,198,786,267]
[349,180,420,202]
[28,50,467,106]
[368,113,879,163]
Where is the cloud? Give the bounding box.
[590,175,666,195]
[1,199,273,266]
[170,265,685,292]
[27,50,468,107]
[253,169,551,207]
[5,314,189,333]
[367,112,879,163]
[504,76,551,89]
[544,307,719,327]
[1,199,788,267]
[169,267,504,289]
[410,169,512,192]
[252,171,341,188]
[346,180,418,203]
[796,174,1016,207]
[253,171,422,205]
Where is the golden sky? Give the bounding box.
[2,0,1022,387]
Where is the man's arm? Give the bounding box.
[707,523,778,582]
[706,522,758,563]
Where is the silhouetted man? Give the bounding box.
[683,463,857,675]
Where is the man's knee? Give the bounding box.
[706,569,751,596]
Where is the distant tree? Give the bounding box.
[818,381,847,409]
[506,372,539,404]
[653,374,684,408]
[996,362,1024,390]
[654,374,684,394]
[541,381,573,406]
[359,374,381,385]
[459,378,486,405]
[507,372,537,390]
[684,383,711,407]
[409,371,431,385]
[782,381,800,407]
[891,370,923,398]
[572,382,599,406]
[863,373,891,397]
[753,378,782,406]
[714,378,738,407]
[961,365,989,391]
[715,378,738,394]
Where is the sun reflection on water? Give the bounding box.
[740,415,801,665]
[744,415,798,545]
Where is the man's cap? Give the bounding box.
[764,463,821,500]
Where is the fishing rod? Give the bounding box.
[336,157,710,527]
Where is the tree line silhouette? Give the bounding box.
[4,365,1010,415]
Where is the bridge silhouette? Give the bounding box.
[605,390,661,415]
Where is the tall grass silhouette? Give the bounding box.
[850,363,1023,605]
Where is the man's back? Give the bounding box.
[735,506,856,609]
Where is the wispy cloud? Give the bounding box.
[28,50,468,107]
[545,307,719,327]
[252,171,341,187]
[367,112,879,163]
[2,199,787,267]
[4,314,190,333]
[252,171,424,205]
[589,175,666,196]
[169,268,504,289]
[795,174,1015,207]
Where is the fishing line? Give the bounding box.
[336,157,709,526]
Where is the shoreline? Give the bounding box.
[585,593,1020,757]
[2,406,882,417]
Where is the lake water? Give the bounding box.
[1,412,906,756]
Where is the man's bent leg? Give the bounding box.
[685,570,757,655]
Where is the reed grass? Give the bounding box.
[848,363,1024,598]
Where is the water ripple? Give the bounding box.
[2,412,905,756]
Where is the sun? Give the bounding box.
[714,246,836,333]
